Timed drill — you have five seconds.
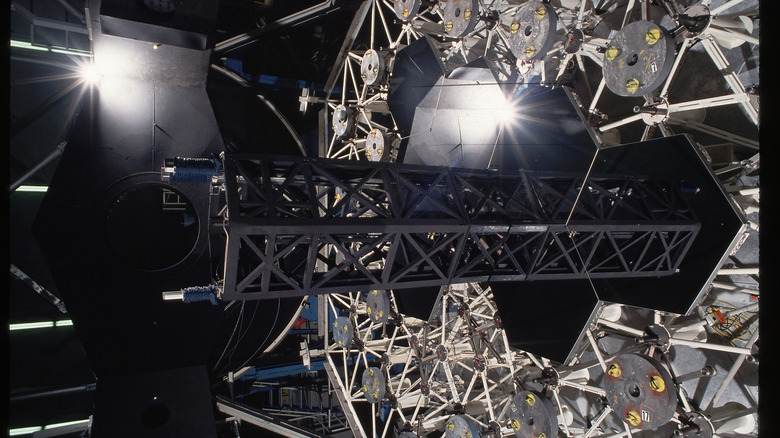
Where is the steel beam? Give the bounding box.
[214,0,339,55]
[216,396,322,438]
[217,155,700,300]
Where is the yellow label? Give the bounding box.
[645,28,660,45]
[333,322,339,328]
[510,22,519,33]
[464,9,472,19]
[343,325,349,332]
[465,433,472,438]
[447,422,455,431]
[511,419,520,430]
[403,8,409,18]
[607,363,622,378]
[535,7,546,19]
[372,290,378,296]
[605,46,618,60]
[378,148,384,156]
[525,393,536,407]
[649,375,666,392]
[524,46,536,57]
[362,384,367,392]
[625,78,640,94]
[625,411,641,427]
[377,310,383,318]
[538,434,546,438]
[369,368,374,376]
[367,307,372,314]
[373,390,379,399]
[445,21,453,31]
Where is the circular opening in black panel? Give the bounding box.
[141,403,170,428]
[105,184,199,271]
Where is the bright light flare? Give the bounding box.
[497,97,522,128]
[79,61,102,86]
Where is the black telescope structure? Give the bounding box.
[218,154,699,301]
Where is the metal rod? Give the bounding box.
[710,0,750,17]
[597,114,644,132]
[710,281,759,295]
[585,329,608,371]
[214,0,337,55]
[668,338,753,355]
[707,329,758,409]
[10,383,95,403]
[596,319,645,338]
[718,267,759,275]
[10,141,67,192]
[55,0,85,22]
[582,405,613,438]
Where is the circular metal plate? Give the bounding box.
[602,20,676,97]
[445,415,480,438]
[508,391,558,438]
[508,2,557,61]
[366,290,391,323]
[332,316,354,348]
[603,353,677,430]
[394,0,421,21]
[362,366,386,403]
[332,105,352,137]
[365,129,386,162]
[361,50,385,86]
[442,0,479,37]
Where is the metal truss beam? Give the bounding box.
[216,396,322,438]
[219,155,699,300]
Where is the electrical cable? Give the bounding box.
[226,300,261,366]
[212,301,246,373]
[234,298,282,373]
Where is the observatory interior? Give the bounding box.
[8,0,767,437]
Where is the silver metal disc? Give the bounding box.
[361,366,386,403]
[441,0,479,37]
[445,415,480,438]
[332,104,352,137]
[332,316,353,349]
[365,129,386,162]
[361,50,385,86]
[508,2,557,61]
[393,0,421,21]
[508,391,558,438]
[603,353,677,430]
[602,20,676,97]
[366,290,391,323]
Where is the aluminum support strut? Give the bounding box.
[218,155,699,301]
[215,396,322,438]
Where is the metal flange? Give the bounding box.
[508,1,557,61]
[603,353,677,429]
[602,20,676,97]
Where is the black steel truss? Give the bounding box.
[219,155,699,300]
